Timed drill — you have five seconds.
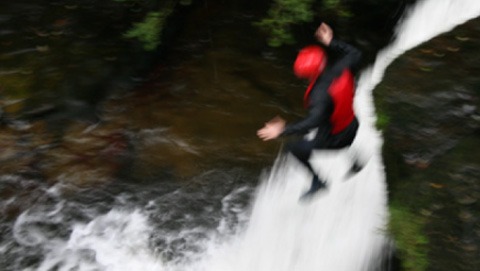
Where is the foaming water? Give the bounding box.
[189,151,387,271]
[187,1,480,270]
[4,171,253,271]
[35,210,163,271]
[5,1,480,271]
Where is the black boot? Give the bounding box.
[300,175,327,201]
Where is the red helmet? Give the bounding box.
[293,45,326,80]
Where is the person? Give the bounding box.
[257,22,364,200]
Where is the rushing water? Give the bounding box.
[2,0,480,270]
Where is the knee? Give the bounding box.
[286,141,312,162]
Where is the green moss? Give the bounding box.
[124,10,172,51]
[376,86,429,270]
[388,203,429,271]
[373,85,390,131]
[375,111,390,130]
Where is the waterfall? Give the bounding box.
[190,1,480,270]
[12,1,480,270]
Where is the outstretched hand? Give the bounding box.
[315,23,333,46]
[257,116,286,141]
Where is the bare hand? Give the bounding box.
[315,23,333,46]
[257,116,286,141]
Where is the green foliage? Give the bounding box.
[323,0,340,9]
[114,0,192,5]
[388,204,429,271]
[322,0,352,17]
[119,0,193,51]
[256,0,353,47]
[256,0,315,47]
[124,10,172,51]
[179,0,192,5]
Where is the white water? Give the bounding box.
[18,0,480,270]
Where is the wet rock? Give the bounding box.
[7,120,32,131]
[429,183,444,189]
[458,210,473,222]
[456,195,477,205]
[430,204,444,211]
[461,243,477,252]
[378,17,480,270]
[35,45,49,52]
[403,154,431,169]
[475,229,480,238]
[420,209,432,217]
[64,5,78,10]
[462,104,476,115]
[0,107,4,124]
[22,104,57,119]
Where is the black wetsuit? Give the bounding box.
[282,38,362,183]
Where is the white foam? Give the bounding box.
[36,209,165,271]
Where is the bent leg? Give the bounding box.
[285,139,317,177]
[285,139,327,200]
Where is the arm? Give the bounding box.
[281,86,332,136]
[257,116,285,141]
[326,39,362,78]
[256,90,332,140]
[316,23,362,78]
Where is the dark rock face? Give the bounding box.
[376,17,480,271]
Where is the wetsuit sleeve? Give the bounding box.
[323,38,362,80]
[281,85,332,136]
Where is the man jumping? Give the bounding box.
[257,23,364,200]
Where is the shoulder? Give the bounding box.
[310,80,332,105]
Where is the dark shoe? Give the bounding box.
[344,162,363,180]
[299,177,327,202]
